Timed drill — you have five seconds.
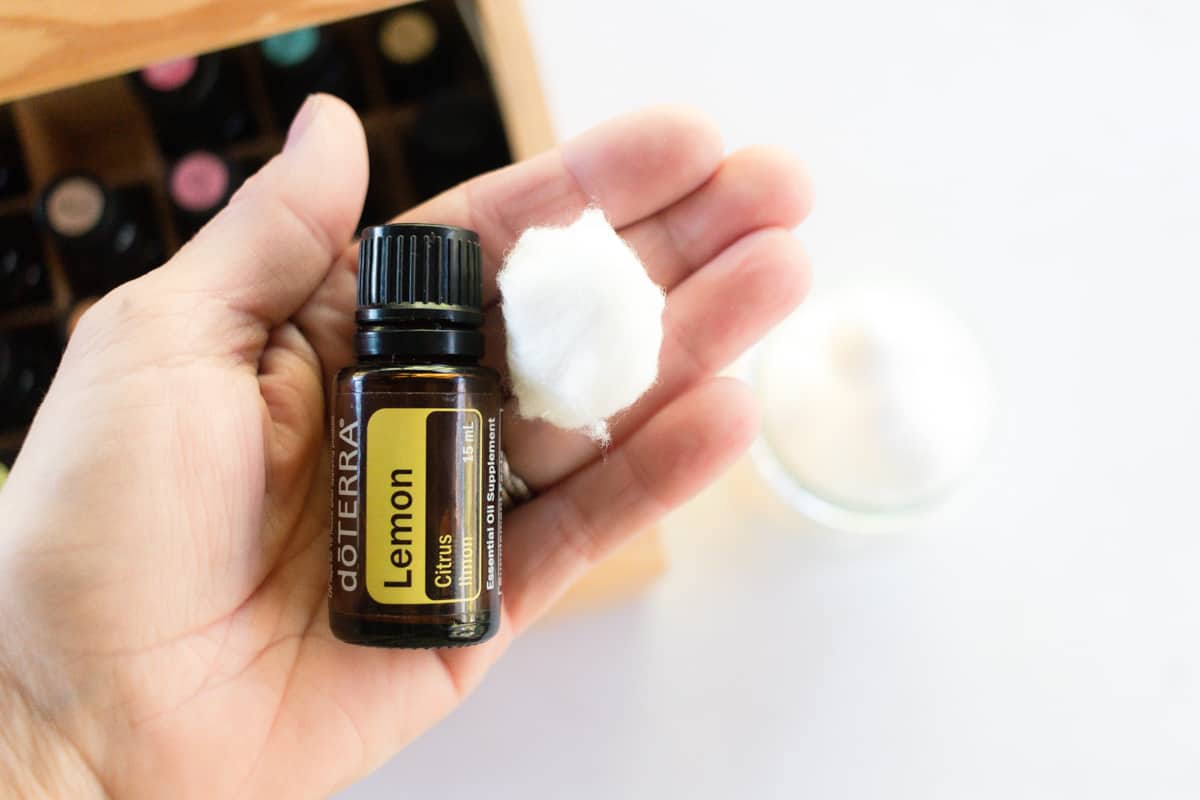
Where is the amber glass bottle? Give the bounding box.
[330,224,502,648]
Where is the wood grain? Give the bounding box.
[0,0,407,103]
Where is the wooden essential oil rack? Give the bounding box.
[0,0,665,614]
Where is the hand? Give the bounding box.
[0,95,811,798]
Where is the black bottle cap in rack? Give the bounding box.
[0,107,29,200]
[0,325,62,430]
[409,92,502,158]
[0,213,51,311]
[404,91,509,198]
[0,161,28,200]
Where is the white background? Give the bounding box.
[343,0,1200,796]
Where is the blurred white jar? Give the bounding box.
[752,282,991,532]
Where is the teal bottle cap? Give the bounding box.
[261,28,321,68]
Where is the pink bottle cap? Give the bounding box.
[169,151,229,213]
[140,57,198,91]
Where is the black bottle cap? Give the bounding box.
[404,92,509,199]
[355,223,484,358]
[0,107,29,199]
[357,223,482,312]
[0,212,51,311]
[0,324,62,429]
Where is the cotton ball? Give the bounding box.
[498,208,664,441]
[754,282,991,531]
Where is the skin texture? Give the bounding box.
[0,95,812,798]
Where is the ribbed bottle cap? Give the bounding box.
[357,223,482,312]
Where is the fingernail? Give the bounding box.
[284,94,324,153]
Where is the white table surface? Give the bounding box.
[342,0,1200,796]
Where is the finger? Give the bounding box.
[410,103,724,304]
[503,376,759,631]
[146,94,367,358]
[621,145,813,290]
[293,106,723,379]
[503,227,810,488]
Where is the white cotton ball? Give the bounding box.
[498,208,664,441]
[754,282,992,530]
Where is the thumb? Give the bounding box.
[146,93,367,352]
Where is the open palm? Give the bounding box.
[0,96,811,798]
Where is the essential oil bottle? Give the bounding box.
[35,172,163,296]
[0,324,62,430]
[167,150,242,238]
[132,52,256,154]
[374,4,451,102]
[0,106,29,200]
[258,27,362,124]
[404,91,510,200]
[0,211,52,311]
[330,223,502,648]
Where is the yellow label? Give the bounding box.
[366,407,482,605]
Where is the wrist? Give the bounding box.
[0,669,107,799]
